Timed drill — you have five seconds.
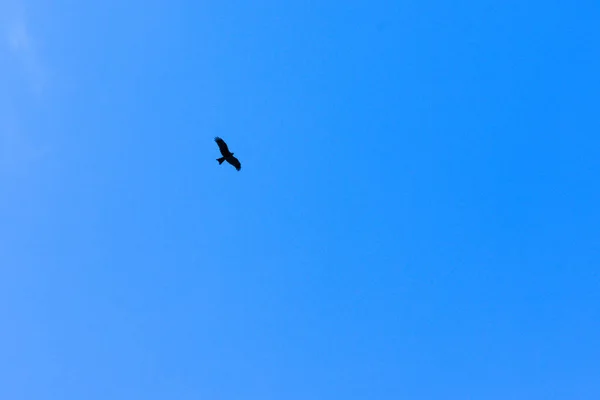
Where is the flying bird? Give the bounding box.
[214,137,241,171]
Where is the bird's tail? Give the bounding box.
[217,157,226,165]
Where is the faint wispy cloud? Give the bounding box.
[0,1,50,175]
[3,5,46,94]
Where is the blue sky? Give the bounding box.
[1,1,599,398]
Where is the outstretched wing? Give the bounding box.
[214,137,231,156]
[227,156,241,171]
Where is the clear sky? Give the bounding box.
[1,1,599,399]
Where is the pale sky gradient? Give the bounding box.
[2,1,599,399]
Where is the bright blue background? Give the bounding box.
[2,1,599,398]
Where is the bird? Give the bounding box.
[214,137,241,171]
